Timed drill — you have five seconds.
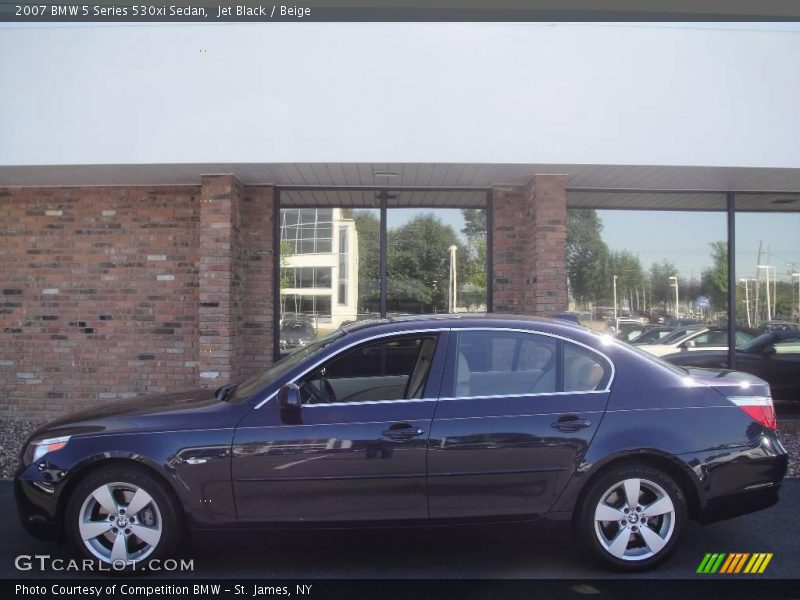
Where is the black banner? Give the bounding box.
[3,0,800,22]
[4,579,800,600]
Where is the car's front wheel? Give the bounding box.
[579,464,686,571]
[66,465,180,569]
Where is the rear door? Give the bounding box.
[427,329,612,519]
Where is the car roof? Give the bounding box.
[340,313,593,338]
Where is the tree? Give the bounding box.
[350,210,381,312]
[566,209,609,307]
[608,250,645,311]
[388,214,464,312]
[461,209,488,306]
[649,259,681,311]
[700,241,728,310]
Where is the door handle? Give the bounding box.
[382,423,425,440]
[551,415,592,433]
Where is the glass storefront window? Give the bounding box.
[566,208,728,336]
[734,201,800,329]
[386,208,488,315]
[278,199,488,357]
[279,207,380,356]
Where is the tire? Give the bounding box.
[578,464,686,571]
[65,464,180,570]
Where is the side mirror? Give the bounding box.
[681,340,696,350]
[277,383,302,410]
[763,345,777,356]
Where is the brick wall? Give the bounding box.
[0,179,275,420]
[0,186,201,419]
[491,175,568,316]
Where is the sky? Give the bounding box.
[3,22,800,167]
[599,210,800,281]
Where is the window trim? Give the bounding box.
[255,326,614,409]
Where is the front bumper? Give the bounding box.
[14,463,68,541]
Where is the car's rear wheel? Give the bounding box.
[579,464,686,571]
[66,465,180,569]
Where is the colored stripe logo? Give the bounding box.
[696,553,773,574]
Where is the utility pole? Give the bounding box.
[757,265,774,323]
[613,275,618,326]
[739,279,752,328]
[755,241,762,325]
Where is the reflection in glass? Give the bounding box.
[279,208,379,355]
[386,208,488,315]
[566,209,728,333]
[734,210,800,328]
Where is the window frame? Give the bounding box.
[441,328,613,401]
[297,333,439,405]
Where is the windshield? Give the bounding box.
[610,336,690,376]
[740,332,776,352]
[227,330,345,403]
[656,327,704,345]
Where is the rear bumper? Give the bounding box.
[694,429,788,524]
[699,482,782,524]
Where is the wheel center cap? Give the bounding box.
[627,513,639,524]
[116,516,128,528]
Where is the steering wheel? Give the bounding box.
[301,379,338,404]
[300,381,323,404]
[320,378,337,403]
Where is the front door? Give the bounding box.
[427,329,611,519]
[232,332,447,523]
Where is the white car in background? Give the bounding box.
[637,326,757,357]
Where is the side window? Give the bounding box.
[456,331,557,397]
[299,335,437,404]
[563,343,609,392]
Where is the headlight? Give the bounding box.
[24,435,71,465]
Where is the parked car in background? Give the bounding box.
[637,326,757,357]
[279,318,316,351]
[629,326,676,345]
[761,321,799,332]
[16,315,787,572]
[664,329,800,402]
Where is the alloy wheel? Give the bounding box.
[593,477,676,562]
[77,481,163,565]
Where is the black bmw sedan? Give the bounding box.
[15,315,788,571]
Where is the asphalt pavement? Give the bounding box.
[1,479,798,580]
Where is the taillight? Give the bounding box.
[729,396,778,430]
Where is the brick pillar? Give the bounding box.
[491,186,527,314]
[198,175,243,386]
[525,175,568,315]
[491,175,567,316]
[239,186,275,378]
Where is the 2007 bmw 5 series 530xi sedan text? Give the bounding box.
[15,315,788,571]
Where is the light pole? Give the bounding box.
[448,245,458,313]
[669,275,679,318]
[793,272,800,324]
[612,275,618,326]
